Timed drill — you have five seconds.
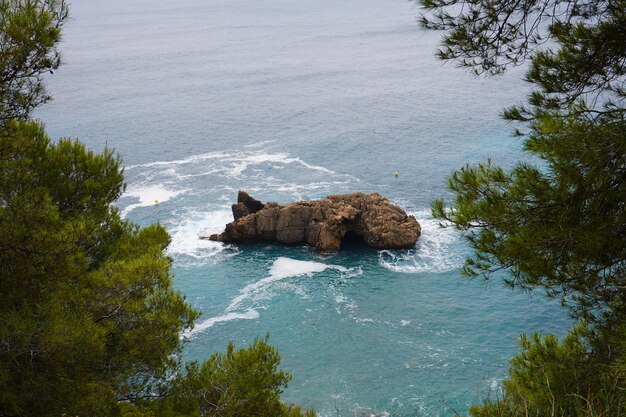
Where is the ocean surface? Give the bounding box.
[36,1,571,416]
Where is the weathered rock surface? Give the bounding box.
[230,191,264,220]
[207,191,421,251]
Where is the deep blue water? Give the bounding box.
[36,1,571,416]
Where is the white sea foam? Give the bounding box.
[226,257,348,311]
[295,157,335,174]
[126,151,228,169]
[229,152,290,176]
[244,140,276,148]
[122,149,358,230]
[272,180,351,191]
[127,150,340,178]
[184,309,259,337]
[228,152,337,177]
[167,209,237,264]
[400,319,411,326]
[378,209,464,273]
[335,294,347,304]
[354,317,375,324]
[120,185,187,218]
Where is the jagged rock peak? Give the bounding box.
[231,190,265,220]
[207,191,421,251]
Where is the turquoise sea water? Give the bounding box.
[36,0,571,415]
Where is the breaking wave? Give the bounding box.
[378,210,465,273]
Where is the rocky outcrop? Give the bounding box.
[207,191,421,251]
[231,191,264,220]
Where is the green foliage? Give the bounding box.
[183,335,292,417]
[0,3,316,416]
[0,120,314,416]
[421,0,626,414]
[417,0,625,80]
[0,121,315,417]
[423,0,626,328]
[0,0,69,123]
[418,0,626,122]
[470,323,626,416]
[0,120,199,416]
[432,114,626,325]
[520,3,626,119]
[151,335,315,417]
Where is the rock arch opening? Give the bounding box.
[339,230,368,250]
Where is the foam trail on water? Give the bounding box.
[227,153,337,177]
[244,140,276,148]
[184,309,259,337]
[378,209,464,273]
[126,151,228,169]
[187,258,351,337]
[227,257,349,311]
[126,150,339,177]
[120,185,187,218]
[294,157,335,174]
[229,152,293,176]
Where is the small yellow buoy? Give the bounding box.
[394,171,399,178]
[155,199,159,204]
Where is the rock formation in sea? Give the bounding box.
[207,191,421,251]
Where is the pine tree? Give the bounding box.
[420,0,626,328]
[0,2,315,416]
[0,119,200,416]
[419,0,626,414]
[0,0,68,123]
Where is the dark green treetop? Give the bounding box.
[0,119,200,416]
[0,0,68,123]
[432,113,626,326]
[0,2,315,416]
[0,121,315,416]
[419,0,626,413]
[149,335,316,417]
[419,0,626,326]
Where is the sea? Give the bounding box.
[35,0,572,416]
